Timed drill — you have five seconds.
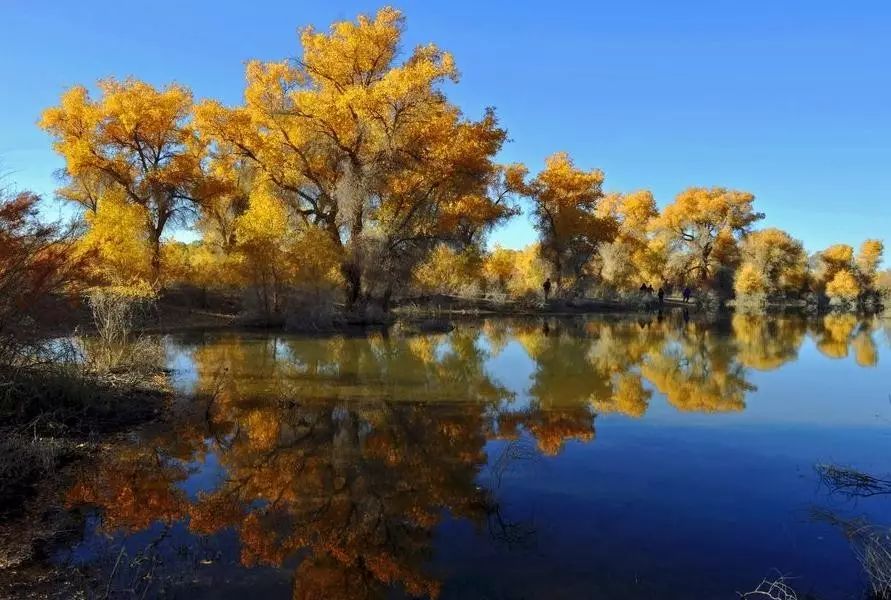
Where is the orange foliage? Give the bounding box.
[0,191,85,348]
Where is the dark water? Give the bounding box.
[57,313,891,599]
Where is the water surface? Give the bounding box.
[59,313,891,598]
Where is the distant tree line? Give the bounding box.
[21,7,886,319]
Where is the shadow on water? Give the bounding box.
[26,312,891,598]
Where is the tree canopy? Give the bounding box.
[29,7,887,315]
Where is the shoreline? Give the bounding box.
[129,295,888,337]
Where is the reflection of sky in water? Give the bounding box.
[179,441,226,500]
[60,315,891,599]
[485,339,537,412]
[165,336,199,394]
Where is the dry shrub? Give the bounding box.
[0,189,86,365]
[284,287,340,331]
[0,430,68,523]
[695,289,723,312]
[84,286,162,375]
[734,293,769,314]
[859,533,891,598]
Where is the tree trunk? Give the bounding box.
[381,284,393,313]
[341,261,362,309]
[699,242,713,283]
[150,233,162,283]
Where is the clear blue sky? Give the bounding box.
[2,1,889,253]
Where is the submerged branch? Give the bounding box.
[815,464,891,498]
[738,573,800,600]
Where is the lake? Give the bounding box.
[56,313,891,599]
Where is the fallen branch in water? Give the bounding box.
[816,463,891,498]
[738,573,800,600]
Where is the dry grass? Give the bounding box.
[0,433,66,515]
[0,358,168,597]
[814,509,891,599]
[284,288,340,331]
[0,363,166,513]
[0,290,166,520]
[814,463,891,598]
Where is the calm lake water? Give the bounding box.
[57,313,891,599]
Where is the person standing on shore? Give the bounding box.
[657,287,665,306]
[543,278,552,301]
[683,286,692,303]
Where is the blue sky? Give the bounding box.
[2,1,889,252]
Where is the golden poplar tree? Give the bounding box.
[194,7,519,308]
[654,187,763,286]
[516,152,617,291]
[41,79,208,279]
[734,228,808,298]
[816,244,860,303]
[856,239,884,289]
[595,190,664,289]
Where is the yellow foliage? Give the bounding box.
[288,227,344,290]
[33,7,883,313]
[41,78,205,276]
[194,7,516,302]
[654,187,762,283]
[825,269,860,302]
[852,332,878,367]
[191,243,241,289]
[95,279,158,301]
[482,245,517,291]
[480,244,551,298]
[236,186,289,251]
[732,315,805,370]
[171,183,345,309]
[233,184,292,313]
[591,373,650,418]
[160,242,194,286]
[412,245,482,295]
[595,190,663,289]
[196,156,254,253]
[78,189,153,287]
[816,240,884,301]
[158,241,243,290]
[736,228,807,296]
[516,152,616,288]
[821,244,854,267]
[734,263,767,295]
[816,243,854,289]
[507,244,551,297]
[856,239,884,286]
[815,314,857,358]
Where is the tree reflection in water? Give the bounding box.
[63,313,883,598]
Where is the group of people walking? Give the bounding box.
[542,278,693,306]
[639,282,693,305]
